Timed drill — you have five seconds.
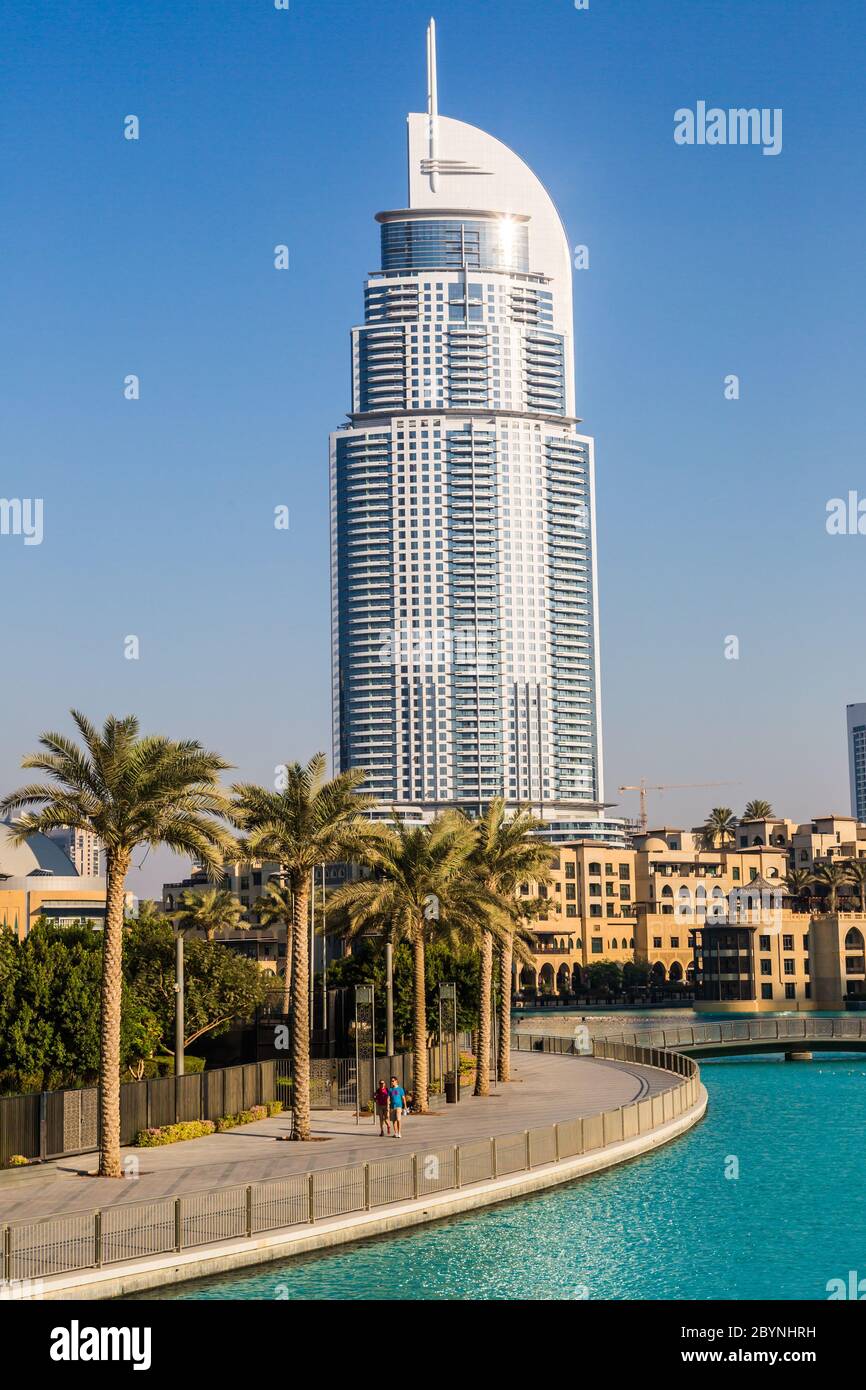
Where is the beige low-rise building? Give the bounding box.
[517,842,637,993]
[693,909,866,1012]
[519,816,866,1009]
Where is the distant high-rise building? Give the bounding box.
[847,703,866,821]
[44,826,103,878]
[330,20,623,845]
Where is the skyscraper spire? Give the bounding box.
[426,17,439,191]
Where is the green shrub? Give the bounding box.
[216,1105,270,1132]
[135,1120,215,1147]
[266,1100,283,1116]
[7,1154,30,1167]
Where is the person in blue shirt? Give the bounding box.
[388,1077,407,1137]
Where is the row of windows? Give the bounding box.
[380,220,530,273]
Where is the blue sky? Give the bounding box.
[2,0,865,895]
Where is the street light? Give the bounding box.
[174,927,185,1078]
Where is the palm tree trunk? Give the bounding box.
[861,882,865,915]
[412,927,429,1113]
[497,938,512,1082]
[474,928,493,1096]
[280,919,293,1017]
[98,849,130,1177]
[290,878,311,1139]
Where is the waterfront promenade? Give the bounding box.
[0,1053,669,1227]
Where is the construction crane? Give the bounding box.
[617,780,741,834]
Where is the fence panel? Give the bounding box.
[175,1075,201,1124]
[242,1064,259,1109]
[458,1138,494,1186]
[583,1113,604,1152]
[102,1198,176,1264]
[258,1060,277,1104]
[121,1082,148,1146]
[528,1126,556,1168]
[335,1058,356,1108]
[494,1132,527,1176]
[310,1060,335,1110]
[0,1094,40,1164]
[556,1116,583,1158]
[623,1104,639,1140]
[251,1175,310,1233]
[44,1088,98,1159]
[147,1076,175,1130]
[369,1155,415,1208]
[417,1146,456,1195]
[313,1166,366,1220]
[273,1063,293,1114]
[223,1067,244,1116]
[180,1187,247,1248]
[8,1213,95,1282]
[603,1109,623,1146]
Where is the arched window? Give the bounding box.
[845,928,865,950]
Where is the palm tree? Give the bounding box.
[846,859,866,914]
[0,711,233,1177]
[698,807,737,850]
[812,861,849,914]
[168,886,245,941]
[463,800,551,1091]
[743,799,774,822]
[253,878,295,1014]
[783,868,814,911]
[231,754,378,1141]
[327,815,481,1114]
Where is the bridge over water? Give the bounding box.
[595,1017,866,1059]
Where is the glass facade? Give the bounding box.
[849,709,866,821]
[381,218,529,272]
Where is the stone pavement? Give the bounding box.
[0,1053,674,1226]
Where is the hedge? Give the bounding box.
[135,1101,282,1146]
[136,1120,216,1147]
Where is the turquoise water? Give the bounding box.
[149,1056,866,1301]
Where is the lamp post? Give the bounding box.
[384,931,395,1058]
[174,929,185,1078]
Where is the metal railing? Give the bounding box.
[593,1017,866,1051]
[0,1038,700,1288]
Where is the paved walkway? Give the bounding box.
[0,1054,673,1225]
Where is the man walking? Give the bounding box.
[388,1076,407,1138]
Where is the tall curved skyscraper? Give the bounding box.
[331,20,621,844]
